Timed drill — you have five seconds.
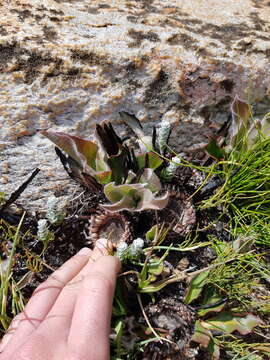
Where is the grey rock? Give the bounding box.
[0,0,269,211]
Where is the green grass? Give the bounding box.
[190,135,270,359]
[0,215,26,332]
[200,137,270,221]
[217,336,270,360]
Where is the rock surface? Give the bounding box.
[0,0,269,210]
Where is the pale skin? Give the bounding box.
[0,240,120,360]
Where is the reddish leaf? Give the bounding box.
[95,171,112,184]
[229,96,251,150]
[192,320,212,348]
[192,321,221,359]
[201,312,263,335]
[231,96,250,124]
[40,130,98,171]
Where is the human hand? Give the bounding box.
[0,240,120,360]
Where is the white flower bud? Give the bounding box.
[133,238,144,249]
[46,196,63,224]
[157,121,171,153]
[163,156,182,179]
[37,219,49,242]
[129,238,144,257]
[116,242,128,260]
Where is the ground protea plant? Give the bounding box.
[41,114,177,246]
[40,112,176,213]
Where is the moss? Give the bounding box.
[249,11,267,31]
[98,4,111,9]
[49,16,62,22]
[0,41,66,84]
[10,9,32,22]
[49,8,64,15]
[0,26,7,36]
[220,79,235,92]
[86,7,99,14]
[167,33,198,47]
[19,52,61,84]
[127,29,160,47]
[0,42,19,67]
[144,69,169,105]
[42,26,57,41]
[70,49,111,66]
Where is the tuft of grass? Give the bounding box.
[206,240,269,310]
[0,192,6,205]
[240,219,270,248]
[0,214,26,331]
[189,121,270,359]
[218,336,270,360]
[200,137,270,223]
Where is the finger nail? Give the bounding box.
[78,247,91,256]
[95,238,108,251]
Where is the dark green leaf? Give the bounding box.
[205,138,225,160]
[184,270,210,304]
[136,152,163,170]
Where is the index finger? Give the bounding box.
[0,247,92,356]
[68,255,120,360]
